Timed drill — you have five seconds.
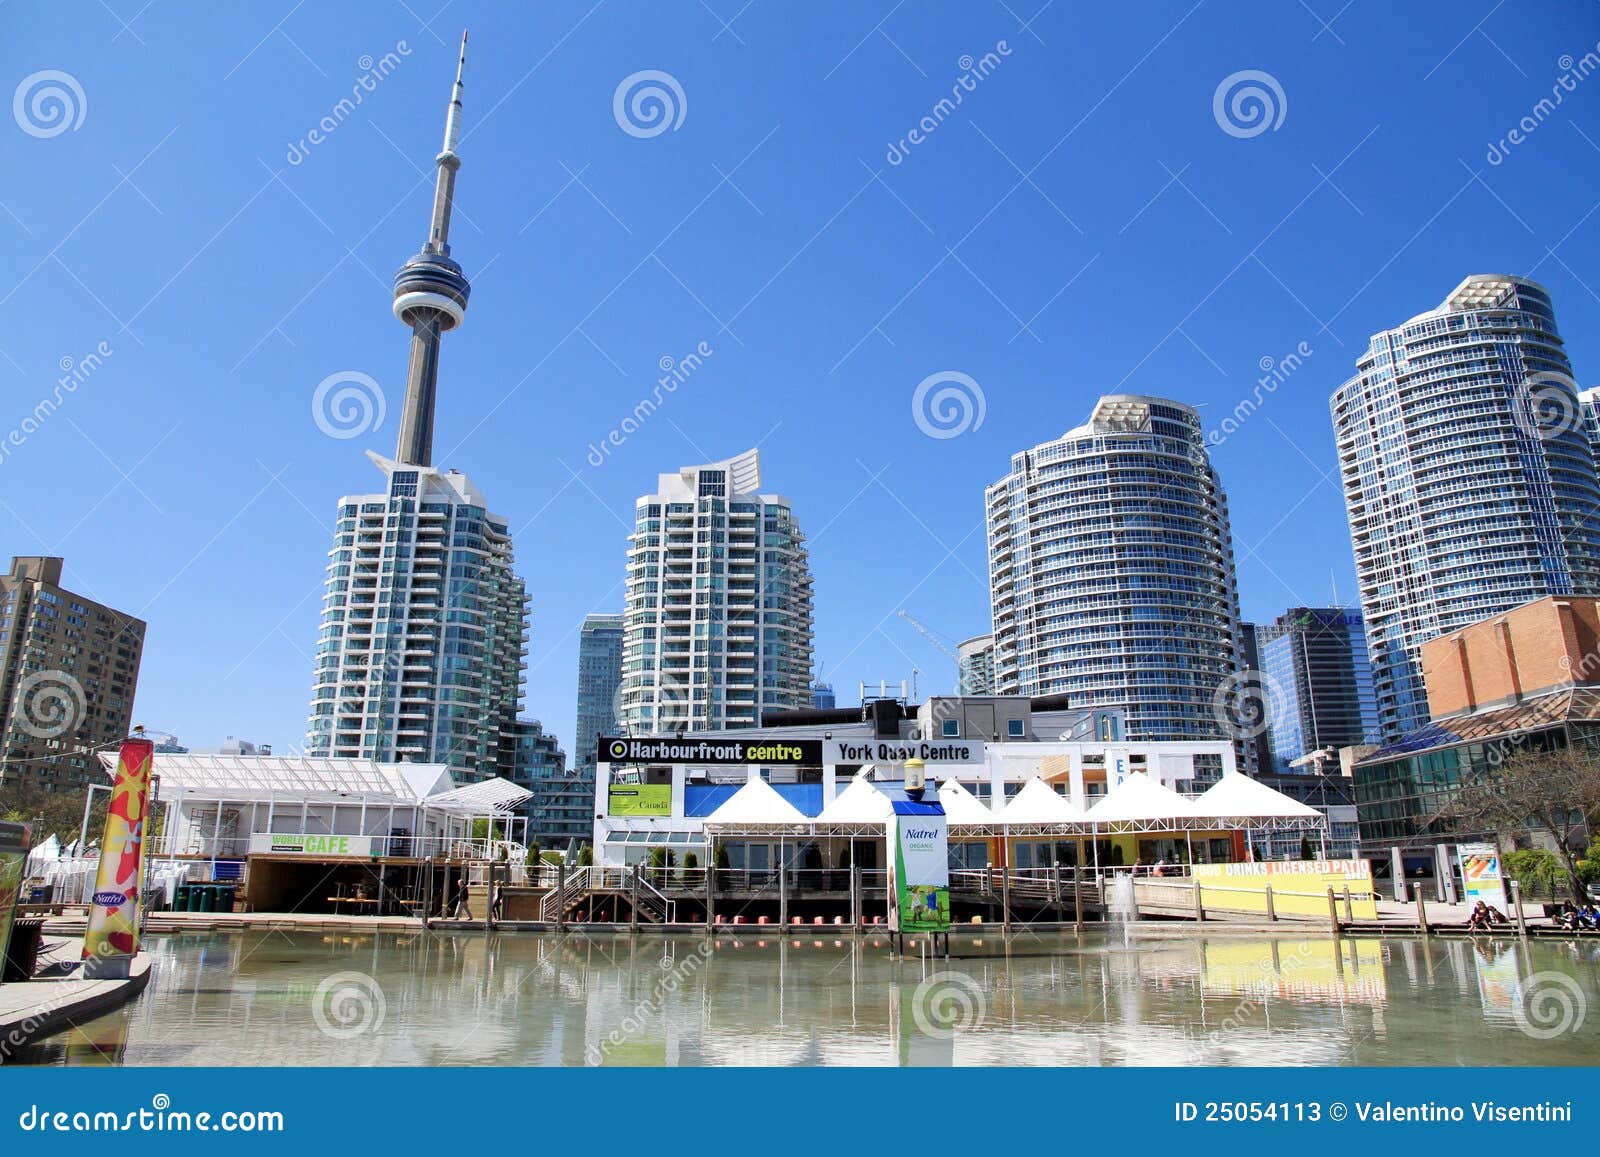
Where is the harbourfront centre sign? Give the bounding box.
[599,736,823,766]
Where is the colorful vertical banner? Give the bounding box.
[888,803,950,932]
[1458,841,1508,910]
[82,737,155,978]
[0,820,31,985]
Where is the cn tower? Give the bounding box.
[392,31,472,468]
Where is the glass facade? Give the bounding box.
[1332,275,1600,741]
[1352,690,1600,853]
[574,614,624,768]
[512,719,585,848]
[1257,607,1379,771]
[986,395,1245,748]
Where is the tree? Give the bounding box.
[1436,745,1600,905]
[0,777,107,845]
[576,843,594,867]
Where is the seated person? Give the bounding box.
[1466,900,1493,930]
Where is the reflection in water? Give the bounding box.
[14,930,1600,1067]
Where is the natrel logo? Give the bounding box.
[91,890,126,907]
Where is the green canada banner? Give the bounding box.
[892,814,950,932]
[607,784,673,816]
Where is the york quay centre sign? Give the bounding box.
[826,738,984,765]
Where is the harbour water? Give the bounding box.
[15,929,1600,1066]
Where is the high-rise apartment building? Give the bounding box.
[574,613,624,763]
[1256,607,1378,772]
[0,556,145,792]
[511,718,584,848]
[986,395,1245,751]
[957,634,996,696]
[1331,275,1600,740]
[304,37,529,781]
[618,449,814,733]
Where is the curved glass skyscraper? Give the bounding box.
[1331,274,1600,741]
[986,395,1245,747]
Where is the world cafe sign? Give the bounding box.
[824,738,984,766]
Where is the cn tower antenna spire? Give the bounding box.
[392,30,473,468]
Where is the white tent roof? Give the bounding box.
[96,751,526,815]
[1086,772,1201,826]
[1194,772,1323,822]
[815,775,893,825]
[425,778,533,816]
[999,777,1086,826]
[702,775,810,829]
[935,778,1002,829]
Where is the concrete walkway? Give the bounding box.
[0,940,151,1061]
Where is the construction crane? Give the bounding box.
[897,610,961,692]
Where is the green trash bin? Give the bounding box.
[188,885,204,912]
[217,886,236,912]
[174,884,191,911]
[198,886,215,913]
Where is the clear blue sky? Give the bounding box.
[4,1,1599,755]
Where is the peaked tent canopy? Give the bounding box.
[1085,772,1205,831]
[814,774,894,829]
[702,775,811,833]
[1000,776,1086,828]
[935,778,1002,831]
[1193,772,1324,829]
